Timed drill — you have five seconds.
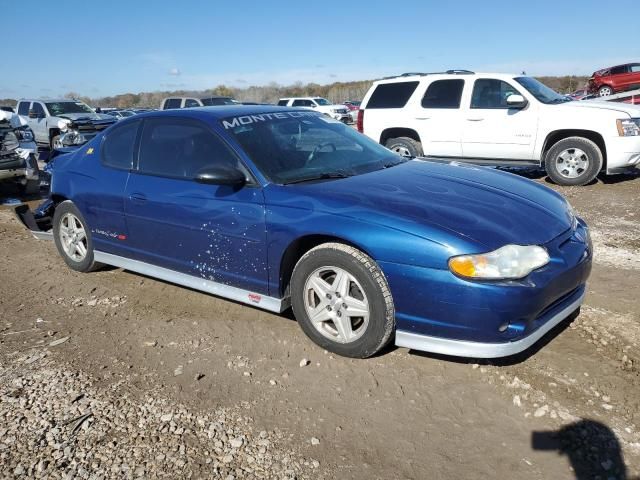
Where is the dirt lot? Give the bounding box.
[1,169,639,479]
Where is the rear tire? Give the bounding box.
[385,136,423,158]
[290,243,395,358]
[544,137,602,186]
[53,201,101,272]
[598,85,613,97]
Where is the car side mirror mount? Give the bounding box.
[195,166,246,187]
[506,94,527,109]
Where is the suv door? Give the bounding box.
[123,116,268,293]
[618,64,640,91]
[411,79,465,156]
[461,78,537,160]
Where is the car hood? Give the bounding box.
[558,100,640,116]
[59,112,115,122]
[266,160,573,251]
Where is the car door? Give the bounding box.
[123,116,269,294]
[85,119,140,255]
[30,102,48,144]
[620,64,640,90]
[410,79,465,157]
[461,78,538,160]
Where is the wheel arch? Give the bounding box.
[542,129,607,170]
[278,234,375,298]
[379,127,421,145]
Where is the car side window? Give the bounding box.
[471,79,521,109]
[629,65,640,73]
[421,80,465,109]
[163,98,181,109]
[277,100,289,106]
[32,103,45,117]
[17,102,30,116]
[137,118,240,180]
[610,66,627,75]
[102,120,141,170]
[184,98,200,108]
[292,99,311,107]
[366,81,419,109]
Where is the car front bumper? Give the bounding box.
[383,220,592,358]
[605,135,640,173]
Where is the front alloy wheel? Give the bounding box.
[59,213,88,262]
[53,200,101,272]
[303,266,370,344]
[554,148,589,180]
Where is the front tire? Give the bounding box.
[598,85,613,97]
[385,136,423,158]
[290,243,395,358]
[53,201,101,272]
[544,137,603,186]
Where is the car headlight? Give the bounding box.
[449,244,550,280]
[617,118,640,136]
[58,119,71,131]
[14,127,34,141]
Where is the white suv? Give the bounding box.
[277,97,352,123]
[358,70,640,185]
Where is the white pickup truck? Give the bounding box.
[357,71,640,185]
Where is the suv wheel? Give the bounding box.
[544,137,603,186]
[385,137,423,158]
[290,243,395,358]
[53,201,102,272]
[598,85,613,97]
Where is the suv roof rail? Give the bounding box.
[381,70,475,80]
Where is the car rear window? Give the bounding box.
[421,80,464,109]
[163,98,181,109]
[102,120,140,170]
[366,81,419,109]
[17,102,30,116]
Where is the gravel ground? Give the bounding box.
[0,353,317,479]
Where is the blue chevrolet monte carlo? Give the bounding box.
[26,106,592,359]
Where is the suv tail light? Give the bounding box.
[357,109,364,133]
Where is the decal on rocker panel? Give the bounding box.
[93,229,127,241]
[248,293,262,304]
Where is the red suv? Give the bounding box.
[588,63,640,97]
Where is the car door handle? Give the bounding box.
[415,117,430,120]
[466,118,484,122]
[129,193,147,203]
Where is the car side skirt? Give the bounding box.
[423,156,541,167]
[395,291,584,358]
[93,251,288,313]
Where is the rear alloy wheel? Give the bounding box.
[291,243,394,358]
[385,136,423,158]
[544,137,602,186]
[598,85,613,97]
[53,201,101,272]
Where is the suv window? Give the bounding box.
[629,64,640,73]
[277,99,289,106]
[610,65,628,75]
[32,103,45,117]
[421,80,464,109]
[163,98,182,110]
[471,79,521,109]
[292,99,313,107]
[138,118,239,179]
[17,102,30,116]
[102,120,140,170]
[184,98,201,108]
[366,81,419,109]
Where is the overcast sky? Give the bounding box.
[2,0,638,99]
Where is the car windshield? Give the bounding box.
[45,101,94,115]
[222,111,405,184]
[201,97,240,106]
[313,98,331,106]
[120,110,135,117]
[514,77,571,104]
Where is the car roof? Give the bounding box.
[19,98,83,103]
[132,105,313,120]
[372,72,520,85]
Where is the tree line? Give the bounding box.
[1,76,590,109]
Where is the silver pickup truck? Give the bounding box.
[16,99,116,148]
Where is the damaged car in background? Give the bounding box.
[0,110,39,194]
[16,99,116,149]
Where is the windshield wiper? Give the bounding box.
[283,171,351,185]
